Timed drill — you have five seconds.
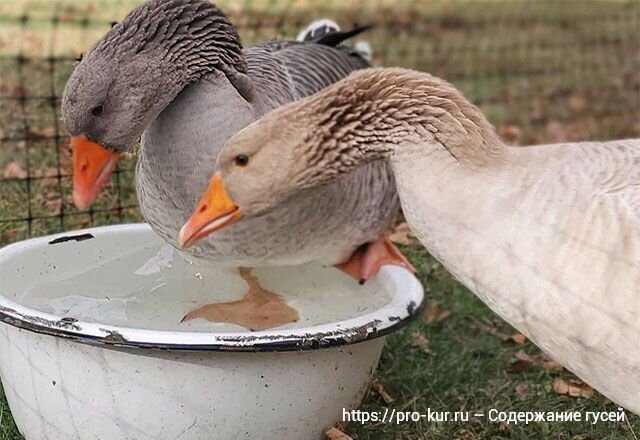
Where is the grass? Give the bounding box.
[0,0,639,439]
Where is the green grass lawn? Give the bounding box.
[0,0,639,439]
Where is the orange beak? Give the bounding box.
[71,135,121,210]
[178,173,241,248]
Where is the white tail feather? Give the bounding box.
[296,19,340,42]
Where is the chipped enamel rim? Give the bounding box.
[0,224,424,352]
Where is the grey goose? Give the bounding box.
[62,0,412,323]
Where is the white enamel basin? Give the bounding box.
[0,224,423,440]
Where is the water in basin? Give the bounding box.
[0,226,390,332]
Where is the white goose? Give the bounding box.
[180,67,640,413]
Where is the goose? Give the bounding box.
[179,67,640,413]
[61,0,413,321]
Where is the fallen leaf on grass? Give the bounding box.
[390,222,417,245]
[503,332,527,345]
[568,92,588,112]
[454,429,477,440]
[422,301,451,324]
[512,350,532,362]
[508,350,563,373]
[3,162,27,179]
[508,351,533,373]
[537,354,563,372]
[410,330,432,354]
[0,229,16,246]
[515,383,529,400]
[552,378,593,398]
[371,382,395,404]
[8,84,29,97]
[325,426,353,440]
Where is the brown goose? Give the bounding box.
[180,67,640,413]
[62,0,412,323]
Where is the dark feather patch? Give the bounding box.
[312,24,373,47]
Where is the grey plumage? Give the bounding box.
[62,0,399,266]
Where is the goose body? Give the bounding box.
[138,42,399,266]
[199,68,640,412]
[62,0,399,268]
[394,139,639,412]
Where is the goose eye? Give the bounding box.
[91,105,104,116]
[234,154,249,167]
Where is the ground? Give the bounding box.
[0,1,639,439]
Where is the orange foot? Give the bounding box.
[181,267,299,331]
[335,235,416,284]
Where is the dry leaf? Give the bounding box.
[3,162,27,179]
[568,92,588,112]
[371,382,395,405]
[25,127,56,140]
[9,84,28,97]
[325,427,353,440]
[410,330,432,354]
[390,222,416,245]
[422,301,451,324]
[515,383,529,399]
[508,360,532,374]
[507,350,535,373]
[498,123,522,145]
[504,332,526,345]
[552,378,593,398]
[508,350,563,373]
[537,353,563,372]
[454,429,477,440]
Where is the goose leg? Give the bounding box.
[181,267,299,331]
[334,235,416,284]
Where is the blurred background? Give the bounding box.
[0,0,638,246]
[0,1,639,439]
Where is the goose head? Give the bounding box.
[178,67,503,247]
[61,0,248,209]
[178,68,398,247]
[177,115,308,247]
